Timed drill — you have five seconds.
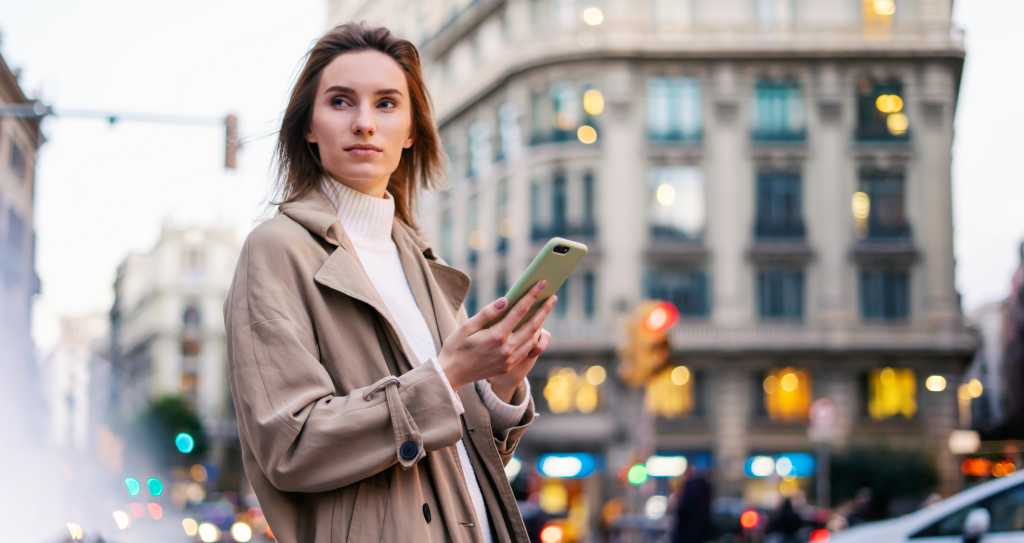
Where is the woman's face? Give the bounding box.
[306,50,414,197]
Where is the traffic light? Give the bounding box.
[224,113,239,170]
[618,300,678,388]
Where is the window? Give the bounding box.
[467,193,480,265]
[913,483,1024,537]
[645,268,710,318]
[440,195,453,261]
[4,209,25,285]
[9,141,27,180]
[753,81,805,141]
[583,271,596,319]
[756,172,804,239]
[648,166,705,241]
[551,82,580,141]
[855,170,909,240]
[466,283,479,316]
[543,366,606,414]
[496,268,509,299]
[530,179,544,240]
[860,268,910,320]
[496,177,510,254]
[758,269,804,320]
[647,77,702,142]
[496,102,520,161]
[856,79,908,141]
[866,367,917,420]
[555,277,569,318]
[551,170,568,235]
[646,365,696,418]
[862,0,897,34]
[761,368,812,421]
[757,0,793,29]
[467,121,491,178]
[582,171,596,227]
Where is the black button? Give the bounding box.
[422,503,432,523]
[399,440,419,461]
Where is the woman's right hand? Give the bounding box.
[439,279,558,390]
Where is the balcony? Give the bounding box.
[752,128,806,144]
[852,223,918,264]
[647,129,703,145]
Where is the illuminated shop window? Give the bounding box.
[867,367,917,420]
[543,366,605,414]
[644,365,694,418]
[762,368,812,421]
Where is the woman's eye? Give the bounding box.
[379,99,397,110]
[331,96,351,107]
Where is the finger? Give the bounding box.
[493,279,548,338]
[460,296,511,338]
[510,324,546,363]
[526,329,552,359]
[508,294,557,347]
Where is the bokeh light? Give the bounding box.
[66,522,84,541]
[581,6,604,26]
[627,463,648,485]
[198,522,220,543]
[577,125,598,144]
[925,375,947,392]
[175,432,196,454]
[147,502,164,520]
[112,510,130,530]
[182,518,199,537]
[124,477,141,496]
[231,522,253,542]
[147,477,164,496]
[582,89,604,115]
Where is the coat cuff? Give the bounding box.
[476,378,532,434]
[426,357,465,415]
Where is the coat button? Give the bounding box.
[399,440,419,461]
[422,503,432,523]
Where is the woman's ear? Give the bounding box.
[306,129,318,144]
[403,138,414,149]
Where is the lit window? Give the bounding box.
[856,80,908,142]
[648,166,705,241]
[856,169,909,240]
[543,367,604,413]
[867,367,917,420]
[762,368,812,421]
[645,366,695,418]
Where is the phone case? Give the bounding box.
[486,237,588,331]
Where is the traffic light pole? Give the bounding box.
[0,103,242,169]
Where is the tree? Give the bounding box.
[130,395,208,467]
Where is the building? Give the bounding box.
[0,49,45,439]
[328,0,975,531]
[110,224,240,477]
[42,313,110,451]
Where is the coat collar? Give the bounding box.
[278,187,471,350]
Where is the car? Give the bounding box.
[829,470,1024,542]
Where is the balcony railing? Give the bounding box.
[647,129,703,145]
[864,222,913,241]
[752,128,807,143]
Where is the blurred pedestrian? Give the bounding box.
[224,22,558,543]
[668,469,714,543]
[766,497,804,543]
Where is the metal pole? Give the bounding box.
[817,443,831,508]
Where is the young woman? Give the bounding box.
[223,23,555,543]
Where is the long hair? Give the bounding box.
[273,22,444,228]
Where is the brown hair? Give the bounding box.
[273,22,443,228]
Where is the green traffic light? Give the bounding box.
[175,432,195,454]
[124,477,141,496]
[147,477,164,496]
[627,464,648,486]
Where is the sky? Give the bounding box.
[1,1,1022,352]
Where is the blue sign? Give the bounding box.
[537,453,600,479]
[744,452,816,478]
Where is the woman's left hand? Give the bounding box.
[487,327,551,402]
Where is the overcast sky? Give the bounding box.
[1,1,1022,351]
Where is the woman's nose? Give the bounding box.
[352,105,376,136]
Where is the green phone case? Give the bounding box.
[486,237,588,330]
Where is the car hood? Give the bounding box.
[829,518,908,542]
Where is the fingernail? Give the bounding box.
[495,298,507,309]
[537,280,548,290]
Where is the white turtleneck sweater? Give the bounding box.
[321,179,530,542]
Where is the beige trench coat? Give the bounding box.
[223,188,536,542]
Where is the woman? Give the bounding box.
[223,23,556,543]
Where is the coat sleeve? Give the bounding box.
[224,230,463,494]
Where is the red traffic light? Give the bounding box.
[643,301,679,335]
[740,509,760,530]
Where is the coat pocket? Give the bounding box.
[339,472,392,542]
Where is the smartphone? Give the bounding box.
[486,237,588,331]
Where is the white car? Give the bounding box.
[830,470,1024,542]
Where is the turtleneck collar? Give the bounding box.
[320,176,395,242]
